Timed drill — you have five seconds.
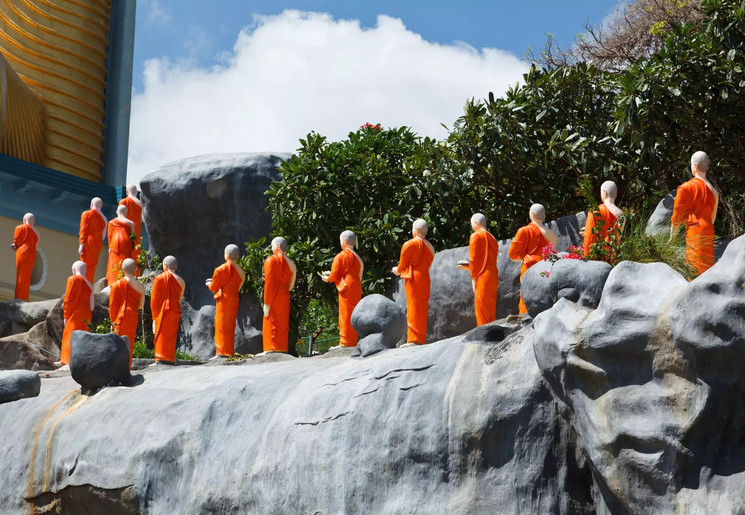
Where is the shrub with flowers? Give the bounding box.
[540,244,584,278]
[360,122,382,131]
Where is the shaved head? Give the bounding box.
[529,204,546,222]
[126,184,139,196]
[412,218,428,237]
[340,230,356,247]
[72,260,87,276]
[471,213,486,227]
[225,244,240,260]
[691,151,711,173]
[121,258,136,275]
[271,237,287,252]
[91,197,102,209]
[601,181,618,200]
[163,255,178,271]
[23,213,34,225]
[116,204,128,217]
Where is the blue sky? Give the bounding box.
[128,1,620,181]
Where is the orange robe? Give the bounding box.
[106,218,134,286]
[61,275,92,365]
[119,197,142,263]
[583,204,619,259]
[79,209,106,284]
[151,271,182,363]
[672,176,718,275]
[397,238,435,344]
[469,229,499,326]
[208,262,244,356]
[262,252,293,352]
[508,223,550,314]
[109,278,142,367]
[13,224,38,301]
[327,248,363,347]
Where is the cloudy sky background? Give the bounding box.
[128,1,618,182]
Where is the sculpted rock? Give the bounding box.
[140,153,289,359]
[0,299,59,338]
[522,258,612,318]
[0,316,592,514]
[646,191,676,236]
[533,235,745,512]
[392,212,586,343]
[351,294,406,357]
[0,370,40,403]
[69,332,132,393]
[0,322,58,370]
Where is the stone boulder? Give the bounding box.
[0,315,592,514]
[140,153,290,359]
[46,292,110,347]
[0,370,40,403]
[392,211,586,343]
[69,332,132,393]
[0,321,59,370]
[0,298,59,338]
[533,234,745,512]
[350,294,406,357]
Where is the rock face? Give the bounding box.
[393,212,586,343]
[0,299,58,338]
[140,153,289,359]
[646,191,676,236]
[0,370,40,403]
[533,234,745,512]
[350,294,406,357]
[0,322,58,370]
[0,317,594,514]
[69,332,132,392]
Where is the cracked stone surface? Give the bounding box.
[0,316,592,514]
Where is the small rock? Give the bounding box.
[0,370,41,403]
[69,332,132,393]
[351,294,406,357]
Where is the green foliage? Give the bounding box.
[296,299,340,355]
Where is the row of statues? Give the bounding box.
[11,152,720,366]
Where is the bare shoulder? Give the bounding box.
[286,256,297,272]
[127,277,145,294]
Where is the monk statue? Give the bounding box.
[509,204,558,314]
[465,213,499,326]
[11,213,39,301]
[106,205,136,286]
[206,244,246,358]
[392,218,435,345]
[671,151,719,276]
[109,258,145,368]
[78,197,107,284]
[119,184,143,267]
[58,261,94,367]
[262,237,297,353]
[322,230,364,347]
[583,180,624,259]
[150,256,185,364]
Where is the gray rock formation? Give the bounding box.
[0,321,58,370]
[140,153,289,359]
[646,191,676,236]
[46,292,111,347]
[522,258,612,318]
[0,316,594,514]
[392,212,586,343]
[69,332,132,393]
[350,294,406,357]
[533,235,745,512]
[0,370,40,403]
[0,299,58,338]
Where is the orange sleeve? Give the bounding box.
[469,231,486,278]
[672,182,693,226]
[150,276,164,319]
[508,227,527,261]
[208,265,228,294]
[583,210,596,256]
[326,252,346,284]
[396,240,413,277]
[264,256,279,305]
[109,281,123,321]
[13,225,25,248]
[63,277,81,320]
[79,211,89,244]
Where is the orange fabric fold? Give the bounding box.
[109,278,142,367]
[672,176,718,275]
[79,209,106,284]
[327,248,363,347]
[119,197,142,265]
[508,223,549,314]
[209,262,244,356]
[583,204,619,258]
[13,224,38,301]
[106,219,134,286]
[61,275,92,365]
[151,271,182,362]
[262,252,293,352]
[469,229,499,325]
[397,238,434,344]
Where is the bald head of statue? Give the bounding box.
[412,218,428,237]
[691,151,711,175]
[271,237,287,253]
[116,204,128,217]
[23,213,35,226]
[163,255,178,271]
[340,230,356,248]
[121,258,137,275]
[91,197,102,210]
[529,204,546,223]
[471,213,486,230]
[224,244,240,261]
[126,184,139,198]
[600,181,618,202]
[72,260,87,276]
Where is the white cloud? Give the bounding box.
[142,0,171,24]
[127,10,529,182]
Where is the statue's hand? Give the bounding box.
[152,321,156,334]
[10,243,16,250]
[392,266,400,276]
[321,271,330,281]
[205,279,212,287]
[263,304,270,318]
[78,244,84,256]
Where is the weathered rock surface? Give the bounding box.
[69,332,132,392]
[392,212,586,343]
[0,299,58,338]
[646,191,677,236]
[351,294,406,357]
[140,153,289,359]
[533,235,745,513]
[0,321,58,370]
[0,317,594,514]
[0,370,40,403]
